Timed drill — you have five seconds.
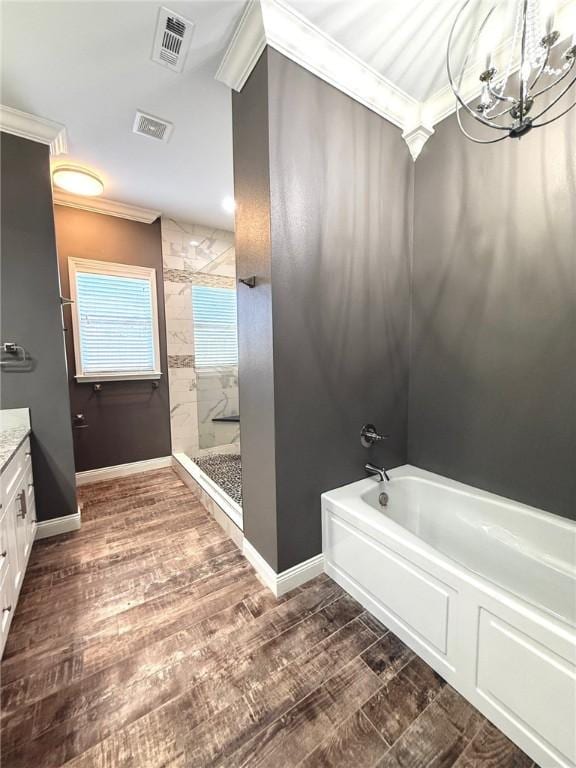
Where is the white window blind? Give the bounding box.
[69,258,161,382]
[192,286,238,368]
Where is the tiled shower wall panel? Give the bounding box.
[161,217,240,456]
[197,367,240,449]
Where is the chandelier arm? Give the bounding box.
[485,103,516,119]
[518,0,529,124]
[528,44,551,92]
[532,98,576,127]
[451,97,514,130]
[487,81,516,104]
[529,69,576,122]
[456,106,512,143]
[531,57,575,99]
[447,0,512,131]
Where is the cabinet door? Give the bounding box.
[12,487,27,591]
[0,564,15,656]
[0,509,14,599]
[1,495,23,596]
[22,466,36,556]
[0,509,17,656]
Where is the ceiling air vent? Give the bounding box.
[132,110,173,142]
[151,7,194,73]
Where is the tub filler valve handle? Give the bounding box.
[360,424,388,448]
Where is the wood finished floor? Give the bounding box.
[1,468,539,768]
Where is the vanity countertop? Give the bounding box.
[0,409,31,473]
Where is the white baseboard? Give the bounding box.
[35,507,81,539]
[242,540,324,597]
[75,456,173,486]
[242,540,278,593]
[277,553,325,595]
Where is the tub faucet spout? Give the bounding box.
[365,463,390,483]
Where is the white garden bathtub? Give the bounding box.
[322,465,576,768]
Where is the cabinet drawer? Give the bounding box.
[0,437,31,506]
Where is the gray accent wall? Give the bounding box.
[268,51,412,570]
[234,50,575,572]
[1,133,77,521]
[233,50,412,571]
[54,206,171,472]
[409,110,576,520]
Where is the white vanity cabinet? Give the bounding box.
[0,436,36,655]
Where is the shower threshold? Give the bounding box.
[172,452,243,532]
[194,453,242,506]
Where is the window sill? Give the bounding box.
[75,372,163,383]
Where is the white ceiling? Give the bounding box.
[0,0,480,228]
[1,0,244,230]
[286,0,573,102]
[288,0,467,102]
[3,1,573,225]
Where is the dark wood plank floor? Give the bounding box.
[1,468,539,768]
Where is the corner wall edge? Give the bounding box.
[215,0,266,91]
[243,539,324,597]
[0,104,68,155]
[35,506,81,540]
[402,122,435,161]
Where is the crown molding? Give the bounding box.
[215,0,266,90]
[402,123,435,161]
[260,0,418,131]
[217,0,576,160]
[216,0,418,135]
[53,191,161,223]
[0,105,68,155]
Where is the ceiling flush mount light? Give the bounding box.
[447,0,576,143]
[52,166,104,196]
[222,196,236,213]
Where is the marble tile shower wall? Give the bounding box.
[197,368,240,449]
[161,217,240,457]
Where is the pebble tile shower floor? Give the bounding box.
[0,468,539,767]
[194,452,242,506]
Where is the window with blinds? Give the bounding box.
[192,285,238,368]
[68,258,161,382]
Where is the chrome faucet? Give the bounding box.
[365,463,390,482]
[361,425,390,481]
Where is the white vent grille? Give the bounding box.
[151,7,194,73]
[132,111,173,142]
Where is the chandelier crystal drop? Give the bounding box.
[447,0,576,143]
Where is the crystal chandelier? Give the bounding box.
[447,0,576,143]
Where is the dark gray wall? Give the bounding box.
[54,206,171,472]
[268,51,412,570]
[1,133,77,521]
[233,50,412,571]
[233,53,279,569]
[410,110,576,519]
